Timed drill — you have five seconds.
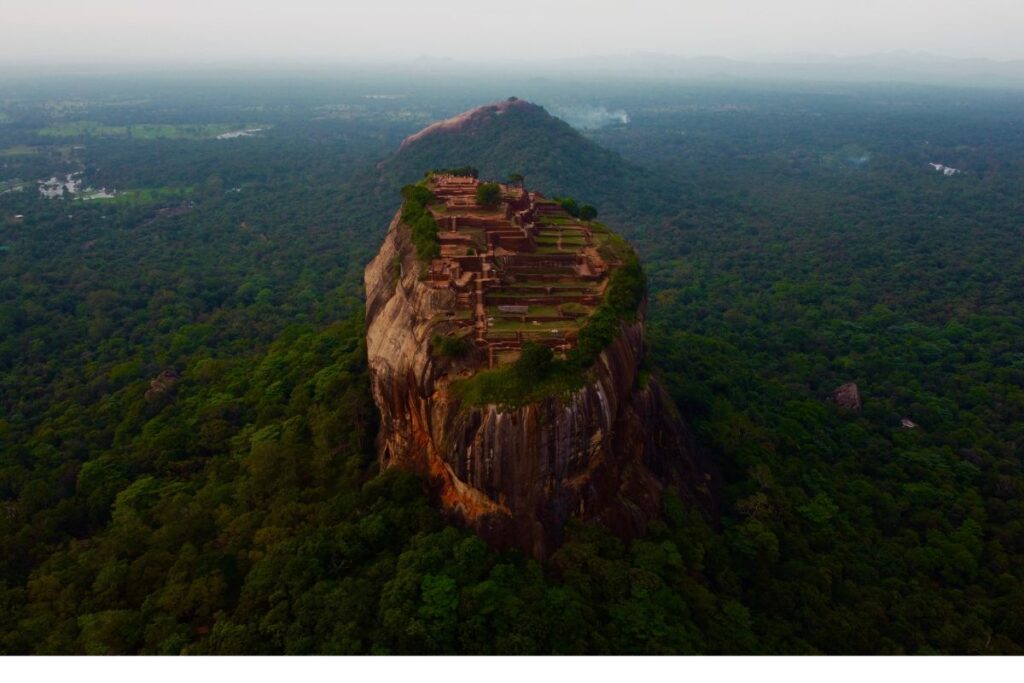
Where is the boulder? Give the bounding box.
[144,370,180,400]
[831,382,862,411]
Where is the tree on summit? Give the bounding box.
[559,197,580,217]
[475,182,502,208]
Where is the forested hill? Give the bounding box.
[377,97,675,225]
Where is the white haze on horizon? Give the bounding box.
[2,0,1023,67]
[549,105,630,130]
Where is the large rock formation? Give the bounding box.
[364,187,714,558]
[831,382,862,412]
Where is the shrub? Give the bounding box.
[568,252,645,369]
[559,302,588,318]
[453,347,581,407]
[514,343,553,383]
[431,334,472,358]
[401,184,440,262]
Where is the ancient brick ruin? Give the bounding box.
[422,174,618,368]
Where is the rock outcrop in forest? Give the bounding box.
[364,172,713,558]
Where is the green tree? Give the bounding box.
[475,182,501,208]
[559,198,580,217]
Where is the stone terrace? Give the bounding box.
[423,174,617,369]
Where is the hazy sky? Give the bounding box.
[4,0,1023,65]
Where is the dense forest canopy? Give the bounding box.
[1,74,1023,654]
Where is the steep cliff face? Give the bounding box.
[365,211,713,558]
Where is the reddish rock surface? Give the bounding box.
[416,173,613,367]
[832,382,862,411]
[144,370,179,400]
[397,98,536,152]
[365,193,715,559]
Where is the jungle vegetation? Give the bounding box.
[1,76,1023,654]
